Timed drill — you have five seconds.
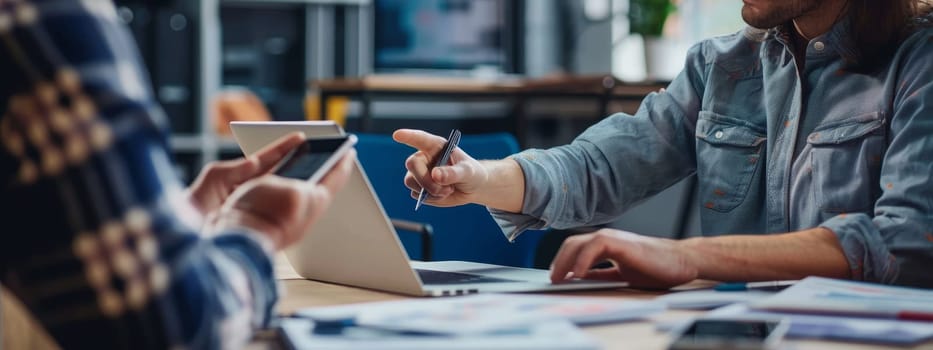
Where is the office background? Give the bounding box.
[112,0,743,240]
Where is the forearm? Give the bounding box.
[679,227,851,282]
[472,159,525,213]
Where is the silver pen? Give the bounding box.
[415,129,461,210]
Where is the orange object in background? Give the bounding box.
[211,89,272,135]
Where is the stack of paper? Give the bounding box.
[750,277,933,321]
[705,277,933,346]
[279,318,599,350]
[282,294,665,349]
[298,294,664,335]
[709,304,933,346]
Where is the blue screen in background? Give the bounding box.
[374,0,508,71]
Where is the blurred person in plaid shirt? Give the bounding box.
[0,0,355,348]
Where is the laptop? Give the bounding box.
[230,121,628,296]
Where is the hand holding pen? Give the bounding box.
[393,128,488,210]
[415,129,461,210]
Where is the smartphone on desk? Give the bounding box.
[667,318,790,350]
[273,135,357,182]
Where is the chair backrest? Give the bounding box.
[355,132,542,267]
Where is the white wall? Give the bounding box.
[610,0,746,81]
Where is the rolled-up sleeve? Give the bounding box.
[491,42,710,242]
[820,28,933,287]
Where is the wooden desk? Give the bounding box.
[310,75,666,146]
[272,255,923,350]
[4,254,927,349]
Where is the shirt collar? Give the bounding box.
[767,17,859,63]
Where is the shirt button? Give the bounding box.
[714,131,724,139]
[813,41,826,51]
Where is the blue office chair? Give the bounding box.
[355,132,544,268]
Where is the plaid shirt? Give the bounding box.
[0,1,277,348]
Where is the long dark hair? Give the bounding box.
[848,0,932,71]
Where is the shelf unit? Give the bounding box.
[117,0,370,182]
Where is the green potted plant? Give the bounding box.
[628,0,676,80]
[628,0,676,37]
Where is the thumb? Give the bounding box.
[194,158,260,189]
[227,157,263,184]
[432,161,474,186]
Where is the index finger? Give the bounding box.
[549,235,590,283]
[392,129,446,154]
[252,132,306,173]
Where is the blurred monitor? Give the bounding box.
[374,0,519,75]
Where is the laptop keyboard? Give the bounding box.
[414,269,517,285]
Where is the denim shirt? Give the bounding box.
[491,19,933,287]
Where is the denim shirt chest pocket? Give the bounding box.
[807,112,886,213]
[695,111,767,212]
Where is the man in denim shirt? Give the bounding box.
[397,0,933,288]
